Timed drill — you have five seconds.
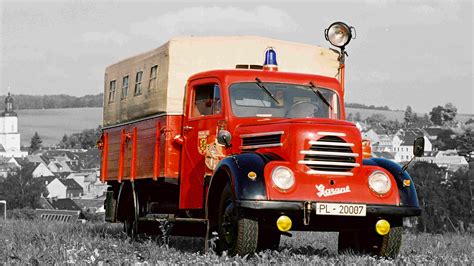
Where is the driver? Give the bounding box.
[286,101,320,118]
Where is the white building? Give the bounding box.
[393,133,432,163]
[0,93,27,158]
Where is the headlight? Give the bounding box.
[272,166,295,191]
[368,171,391,195]
[325,22,354,48]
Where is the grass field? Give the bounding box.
[0,219,472,264]
[17,107,473,147]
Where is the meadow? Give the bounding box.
[17,107,473,147]
[0,219,472,264]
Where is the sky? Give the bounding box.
[0,0,472,114]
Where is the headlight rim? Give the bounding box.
[325,21,353,48]
[271,166,295,192]
[368,170,392,196]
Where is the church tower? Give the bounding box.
[0,93,25,157]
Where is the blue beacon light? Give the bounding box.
[263,47,278,71]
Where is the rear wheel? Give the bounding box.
[217,183,258,256]
[118,182,139,239]
[338,225,402,258]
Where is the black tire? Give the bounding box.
[118,182,139,239]
[217,183,258,256]
[257,224,281,251]
[338,226,402,258]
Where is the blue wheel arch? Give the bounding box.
[210,152,279,201]
[363,158,420,207]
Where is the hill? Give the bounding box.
[17,107,473,147]
[18,107,102,146]
[1,94,103,110]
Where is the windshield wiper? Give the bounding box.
[255,77,280,105]
[308,81,332,110]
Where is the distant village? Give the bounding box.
[0,94,105,221]
[0,94,472,222]
[358,122,470,172]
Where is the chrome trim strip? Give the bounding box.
[240,131,284,138]
[307,170,354,176]
[300,150,359,157]
[298,160,360,167]
[309,141,354,147]
[317,132,346,137]
[240,143,283,150]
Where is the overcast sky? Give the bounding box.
[0,0,472,114]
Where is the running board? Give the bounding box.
[140,214,210,252]
[140,214,208,224]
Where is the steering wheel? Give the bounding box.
[286,101,319,118]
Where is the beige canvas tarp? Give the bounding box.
[103,36,340,127]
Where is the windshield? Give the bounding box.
[229,82,341,119]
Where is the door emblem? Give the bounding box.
[198,130,210,155]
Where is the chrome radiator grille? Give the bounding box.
[240,131,283,150]
[299,135,359,176]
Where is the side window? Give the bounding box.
[108,80,116,103]
[192,83,222,117]
[121,75,129,99]
[149,65,158,91]
[134,71,143,95]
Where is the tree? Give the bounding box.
[410,162,447,233]
[77,127,101,149]
[0,167,48,209]
[365,113,386,124]
[346,113,353,121]
[58,134,69,148]
[444,168,472,232]
[56,126,102,149]
[430,105,445,126]
[29,132,42,153]
[354,112,362,122]
[429,103,458,126]
[456,129,473,159]
[443,103,457,126]
[404,106,414,125]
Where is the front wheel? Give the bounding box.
[338,225,402,258]
[217,183,258,256]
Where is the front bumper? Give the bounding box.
[236,200,421,231]
[236,200,421,217]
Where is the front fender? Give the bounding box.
[363,158,420,207]
[212,153,277,200]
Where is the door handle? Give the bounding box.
[183,126,193,132]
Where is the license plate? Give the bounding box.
[315,203,366,217]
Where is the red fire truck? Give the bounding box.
[99,22,424,258]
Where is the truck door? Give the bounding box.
[180,78,224,209]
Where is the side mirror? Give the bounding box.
[217,130,232,148]
[413,137,425,157]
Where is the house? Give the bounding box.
[74,197,106,214]
[393,132,432,163]
[25,154,49,166]
[417,149,469,172]
[46,177,84,199]
[423,127,444,141]
[373,151,396,161]
[25,162,55,178]
[47,161,72,173]
[42,150,79,163]
[73,171,108,199]
[71,149,101,169]
[362,125,395,153]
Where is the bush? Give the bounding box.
[7,208,38,220]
